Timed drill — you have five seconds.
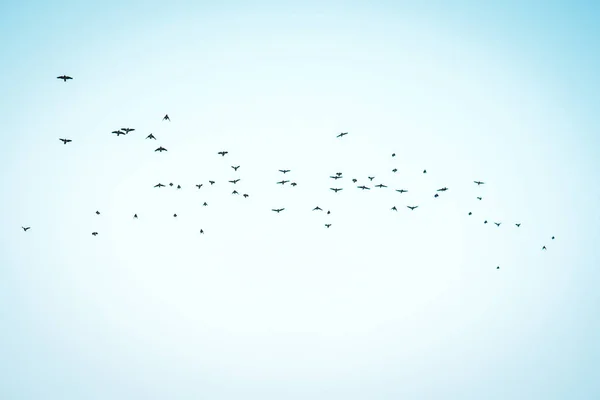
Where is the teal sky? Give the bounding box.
[1,1,599,399]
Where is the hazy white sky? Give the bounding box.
[1,1,598,399]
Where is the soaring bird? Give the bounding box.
[434,194,439,198]
[121,128,135,133]
[313,206,322,211]
[232,165,240,171]
[155,146,167,152]
[163,114,170,121]
[21,226,30,232]
[173,213,177,218]
[392,168,397,173]
[92,232,98,236]
[229,179,240,184]
[375,184,387,188]
[336,172,342,176]
[200,229,204,234]
[154,183,165,188]
[337,132,348,138]
[437,187,448,192]
[59,138,72,144]
[290,182,297,186]
[203,202,208,206]
[496,266,500,270]
[391,206,397,211]
[272,208,285,213]
[327,211,331,215]
[146,134,156,140]
[277,180,289,185]
[330,188,343,193]
[484,220,488,224]
[95,211,100,215]
[57,75,72,82]
[177,185,181,189]
[358,185,370,190]
[232,190,239,195]
[218,151,228,156]
[396,189,408,193]
[474,181,485,185]
[325,224,332,228]
[407,206,418,210]
[330,175,342,180]
[542,246,547,250]
[477,197,482,200]
[112,130,126,136]
[392,153,396,157]
[169,183,174,187]
[352,179,358,183]
[552,236,555,240]
[468,212,472,215]
[133,214,138,219]
[279,169,291,174]
[243,194,249,198]
[209,181,215,185]
[494,222,501,227]
[196,184,203,189]
[423,170,427,174]
[368,176,375,181]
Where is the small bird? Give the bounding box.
[368,176,375,181]
[133,214,138,219]
[272,208,285,213]
[542,246,547,250]
[375,184,387,188]
[468,212,472,215]
[196,184,203,189]
[474,181,485,185]
[121,128,134,133]
[92,232,98,236]
[494,222,501,227]
[477,197,482,200]
[496,266,500,269]
[515,223,521,227]
[423,170,427,174]
[290,182,297,186]
[352,179,358,183]
[169,183,174,187]
[146,134,156,140]
[391,206,397,211]
[484,220,488,224]
[313,206,322,211]
[232,165,240,171]
[21,226,30,232]
[396,189,408,193]
[163,114,170,121]
[552,236,555,240]
[392,153,396,157]
[243,194,249,198]
[112,130,126,136]
[330,175,342,180]
[392,168,397,173]
[95,211,100,215]
[327,211,331,215]
[177,185,181,189]
[437,187,448,192]
[434,194,439,198]
[337,132,348,138]
[336,172,342,176]
[232,190,239,195]
[154,183,165,188]
[407,206,418,210]
[57,75,73,82]
[200,229,204,234]
[217,151,228,156]
[229,179,240,184]
[279,169,291,174]
[358,185,370,190]
[277,180,289,185]
[325,224,332,228]
[173,213,177,218]
[155,146,167,152]
[330,188,343,192]
[59,138,72,144]
[203,202,208,206]
[209,181,215,185]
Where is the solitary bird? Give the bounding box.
[494,222,501,227]
[92,232,98,236]
[407,206,418,210]
[396,189,408,193]
[155,146,167,152]
[423,170,427,174]
[542,246,547,250]
[272,208,285,213]
[291,182,297,186]
[122,128,134,133]
[232,190,239,195]
[59,138,72,144]
[232,165,240,171]
[434,194,439,198]
[313,206,322,211]
[177,185,181,189]
[515,223,521,227]
[330,188,343,193]
[200,229,204,234]
[337,132,348,138]
[243,194,249,198]
[392,168,397,173]
[163,114,170,121]
[146,134,156,140]
[352,179,358,183]
[477,197,482,200]
[474,181,485,185]
[95,211,100,215]
[484,220,488,224]
[392,153,396,157]
[497,266,500,270]
[437,187,448,192]
[229,179,240,184]
[325,224,332,228]
[173,214,177,218]
[217,151,228,156]
[336,172,342,176]
[57,75,72,82]
[468,212,472,215]
[391,206,397,211]
[327,211,331,215]
[203,202,208,206]
[21,226,30,232]
[154,183,165,188]
[169,183,174,187]
[279,169,291,174]
[552,236,555,240]
[133,214,138,219]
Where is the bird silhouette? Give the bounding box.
[494,222,501,227]
[468,212,472,215]
[330,175,342,180]
[496,266,500,269]
[121,128,134,133]
[200,229,204,234]
[95,211,100,215]
[407,206,418,210]
[232,190,239,195]
[358,185,370,190]
[423,170,427,173]
[337,132,348,138]
[272,208,285,213]
[352,179,358,183]
[173,213,177,218]
[477,197,482,200]
[542,246,546,250]
[375,184,387,188]
[395,189,408,193]
[290,182,297,186]
[112,130,126,136]
[209,181,215,185]
[229,179,240,184]
[474,181,485,185]
[437,187,448,192]
[59,138,72,144]
[57,75,72,82]
[203,202,208,206]
[218,151,228,156]
[154,183,165,188]
[279,169,290,174]
[392,168,397,173]
[169,183,174,187]
[552,236,555,240]
[336,172,342,176]
[155,146,167,152]
[484,220,488,224]
[434,194,439,198]
[243,194,249,198]
[368,176,375,181]
[515,223,521,227]
[392,153,396,157]
[313,206,322,211]
[330,188,343,192]
[232,165,240,171]
[163,114,170,121]
[177,185,181,189]
[92,232,98,236]
[325,224,332,228]
[133,214,138,219]
[391,206,397,211]
[327,211,331,215]
[277,180,289,185]
[21,226,30,232]
[196,184,203,189]
[146,134,156,140]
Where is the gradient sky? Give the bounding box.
[1,1,599,399]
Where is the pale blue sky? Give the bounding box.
[1,1,599,399]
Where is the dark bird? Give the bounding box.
[173,213,177,218]
[423,170,427,174]
[375,184,387,188]
[291,182,297,186]
[272,208,285,213]
[434,194,439,198]
[155,146,167,152]
[243,194,249,198]
[325,224,332,228]
[92,232,98,236]
[277,180,289,185]
[112,130,126,136]
[209,181,215,185]
[337,132,348,138]
[232,165,240,171]
[484,220,488,224]
[177,185,181,189]
[121,128,134,133]
[391,206,397,211]
[313,206,322,211]
[552,236,555,240]
[232,190,239,195]
[396,189,408,193]
[437,187,448,192]
[279,169,291,174]
[392,168,397,173]
[133,214,138,219]
[352,179,357,183]
[497,266,500,270]
[218,151,228,156]
[330,175,342,180]
[407,206,418,210]
[392,153,396,157]
[542,246,547,250]
[358,185,370,190]
[146,134,156,140]
[474,181,485,185]
[494,222,501,227]
[336,172,342,176]
[57,75,72,82]
[330,188,343,193]
[368,176,375,181]
[196,184,203,189]
[515,223,521,227]
[327,211,331,215]
[21,226,30,232]
[169,183,174,187]
[163,114,170,121]
[95,211,100,215]
[59,138,72,144]
[477,197,482,200]
[200,229,204,234]
[203,202,208,206]
[229,179,240,184]
[468,212,472,215]
[154,183,165,188]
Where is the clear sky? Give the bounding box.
[1,1,599,399]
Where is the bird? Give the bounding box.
[327,211,331,215]
[468,212,472,215]
[423,170,427,174]
[515,223,521,227]
[272,208,285,213]
[232,190,239,195]
[133,214,138,219]
[396,189,408,193]
[437,187,448,192]
[155,146,167,152]
[330,175,342,180]
[177,185,181,189]
[203,202,208,206]
[209,181,215,185]
[232,165,240,171]
[196,184,203,189]
[173,213,177,218]
[154,183,165,188]
[57,75,72,82]
[59,138,72,144]
[552,236,555,240]
[163,114,170,121]
[484,220,488,224]
[391,206,397,211]
[277,180,289,185]
[92,232,98,236]
[313,206,322,211]
[279,169,291,174]
[392,168,397,173]
[368,176,375,181]
[243,194,249,198]
[121,128,134,133]
[330,188,343,192]
[392,153,396,157]
[496,266,500,270]
[291,182,297,186]
[146,134,156,140]
[169,183,174,187]
[229,179,240,184]
[494,222,501,227]
[474,181,485,185]
[352,179,358,183]
[358,185,370,190]
[434,194,439,198]
[95,211,100,215]
[542,246,547,250]
[375,184,387,188]
[477,197,482,200]
[407,206,418,210]
[112,130,126,136]
[200,229,204,234]
[217,151,228,156]
[21,226,30,232]
[325,224,332,228]
[337,132,348,138]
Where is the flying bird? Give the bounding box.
[146,134,156,140]
[277,180,289,185]
[375,184,387,188]
[391,206,397,211]
[155,146,167,152]
[352,179,358,183]
[291,182,297,186]
[497,266,500,270]
[494,222,501,227]
[232,165,240,171]
[392,153,396,157]
[477,197,482,200]
[330,175,342,180]
[21,226,30,232]
[57,75,72,82]
[232,190,239,195]
[92,232,98,236]
[474,181,485,185]
[243,194,249,198]
[515,223,521,227]
[154,183,165,188]
[218,151,228,156]
[434,194,439,198]
[358,185,370,190]
[95,211,100,215]
[133,214,138,219]
[396,189,408,193]
[272,208,285,213]
[203,202,208,206]
[542,246,547,250]
[163,114,170,121]
[337,132,348,138]
[279,169,290,174]
[392,168,397,173]
[437,187,448,192]
[468,212,472,215]
[59,138,72,144]
[121,128,134,133]
[330,188,343,192]
[327,211,331,215]
[229,179,240,184]
[173,214,177,218]
[112,130,126,136]
[196,184,203,189]
[368,176,375,181]
[313,206,322,211]
[325,224,332,228]
[407,206,418,210]
[200,229,204,234]
[177,185,181,189]
[209,181,215,185]
[484,220,488,224]
[423,170,427,174]
[169,183,174,187]
[552,236,555,240]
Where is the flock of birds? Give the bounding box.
[22,75,558,270]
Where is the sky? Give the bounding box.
[0,1,599,399]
